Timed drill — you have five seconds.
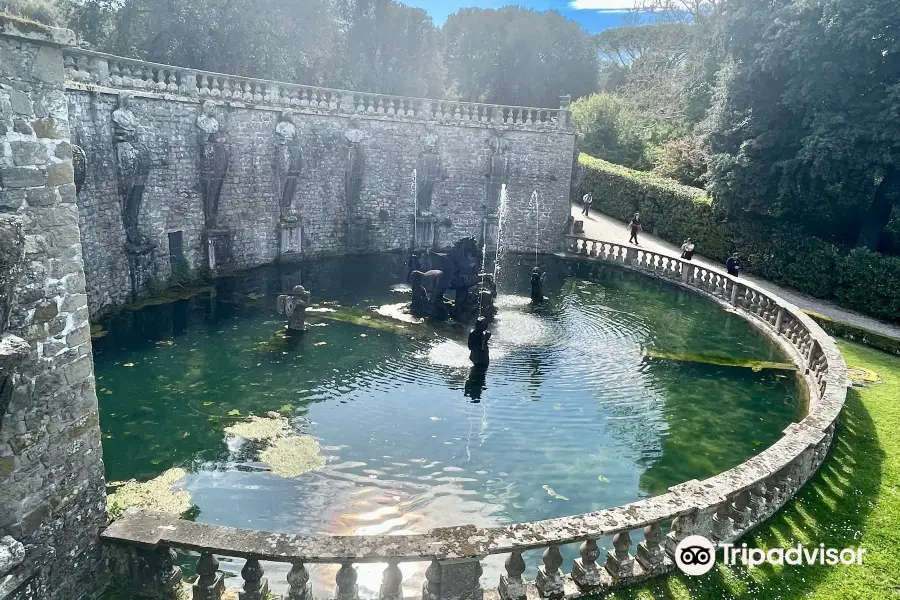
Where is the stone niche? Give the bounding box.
[206,229,233,272]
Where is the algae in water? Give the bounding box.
[260,435,326,478]
[106,468,193,519]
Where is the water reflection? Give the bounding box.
[94,254,801,592]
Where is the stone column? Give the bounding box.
[0,16,109,600]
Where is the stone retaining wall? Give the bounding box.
[64,49,578,314]
[0,17,108,600]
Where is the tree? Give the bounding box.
[571,93,652,170]
[70,0,343,86]
[333,0,444,97]
[442,7,598,108]
[705,0,900,250]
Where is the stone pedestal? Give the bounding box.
[280,222,302,258]
[413,215,436,250]
[125,241,155,301]
[126,546,183,599]
[535,566,565,600]
[436,560,483,600]
[571,556,603,588]
[206,228,232,273]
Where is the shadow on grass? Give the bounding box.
[599,387,883,600]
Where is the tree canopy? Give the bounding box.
[705,0,900,249]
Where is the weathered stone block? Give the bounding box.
[31,299,57,324]
[46,161,73,186]
[25,187,56,207]
[1,167,46,188]
[7,88,31,115]
[10,142,48,166]
[12,119,33,135]
[31,117,64,139]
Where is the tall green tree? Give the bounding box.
[333,0,444,97]
[442,7,598,108]
[70,0,343,86]
[706,0,900,250]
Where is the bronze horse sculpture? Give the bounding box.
[408,237,483,318]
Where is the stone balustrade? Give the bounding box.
[101,236,847,600]
[61,48,572,131]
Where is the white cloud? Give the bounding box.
[569,0,642,10]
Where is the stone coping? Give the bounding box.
[61,47,573,131]
[103,236,848,582]
[0,15,75,46]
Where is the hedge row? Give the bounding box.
[575,154,900,324]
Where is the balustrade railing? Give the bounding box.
[102,236,847,600]
[62,48,572,131]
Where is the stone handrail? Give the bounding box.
[62,48,572,131]
[101,236,847,600]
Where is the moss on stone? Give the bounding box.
[106,468,193,520]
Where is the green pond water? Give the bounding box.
[94,254,802,594]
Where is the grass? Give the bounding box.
[601,339,900,600]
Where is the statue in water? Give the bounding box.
[468,316,491,368]
[276,285,311,333]
[531,267,546,303]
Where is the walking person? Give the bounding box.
[628,212,642,245]
[680,238,695,260]
[726,252,741,277]
[581,192,592,216]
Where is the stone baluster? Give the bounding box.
[253,82,264,102]
[366,95,376,114]
[239,559,269,600]
[152,67,164,91]
[712,499,735,541]
[732,489,752,530]
[572,538,602,589]
[286,561,312,600]
[193,553,225,600]
[328,91,339,110]
[589,241,597,257]
[289,89,300,106]
[387,98,396,115]
[299,89,310,107]
[499,551,526,600]
[536,546,565,600]
[422,559,441,600]
[774,306,784,333]
[109,61,122,86]
[636,523,666,574]
[604,532,634,583]
[338,92,354,112]
[120,65,134,88]
[64,53,76,80]
[242,81,254,102]
[763,471,784,509]
[166,70,179,93]
[221,78,233,99]
[378,561,403,600]
[199,75,211,96]
[580,239,589,256]
[127,546,183,598]
[210,77,223,98]
[750,290,762,315]
[355,95,366,113]
[748,482,767,521]
[336,563,359,600]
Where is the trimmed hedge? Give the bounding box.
[575,154,900,324]
[805,311,900,356]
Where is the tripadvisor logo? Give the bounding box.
[674,536,866,576]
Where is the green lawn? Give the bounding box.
[604,340,900,600]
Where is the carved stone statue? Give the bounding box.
[406,237,485,320]
[196,100,228,229]
[112,94,150,247]
[467,316,491,368]
[416,122,443,213]
[531,267,546,303]
[486,129,509,214]
[344,115,365,215]
[274,109,302,222]
[72,144,87,195]
[276,285,311,333]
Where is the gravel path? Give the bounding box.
[573,206,900,342]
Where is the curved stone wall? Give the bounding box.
[102,236,848,600]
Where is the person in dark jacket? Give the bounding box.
[628,212,642,245]
[680,238,695,260]
[726,253,741,277]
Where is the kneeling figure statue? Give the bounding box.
[277,285,311,333]
[468,316,491,368]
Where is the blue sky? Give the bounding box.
[402,0,639,33]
